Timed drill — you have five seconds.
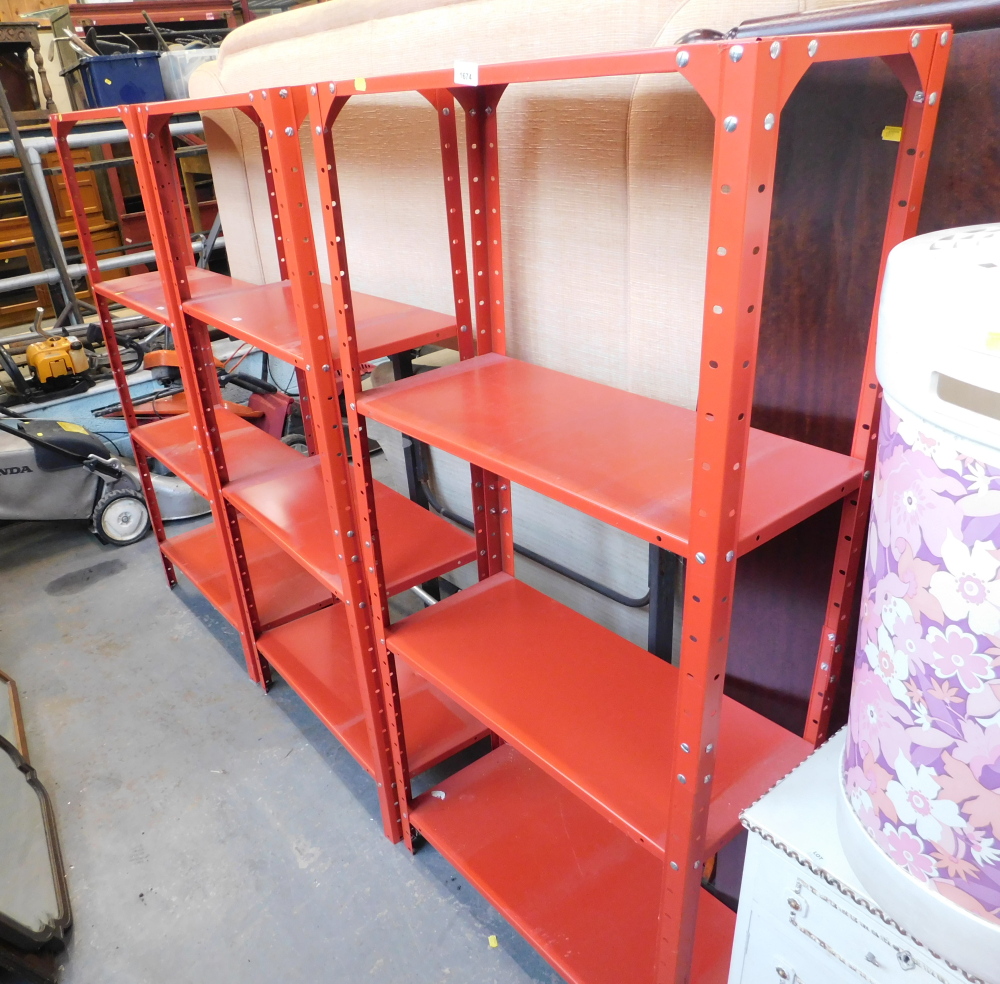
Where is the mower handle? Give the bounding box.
[0,419,122,479]
[82,453,124,480]
[219,371,278,396]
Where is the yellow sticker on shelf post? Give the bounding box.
[354,78,367,91]
[881,125,903,142]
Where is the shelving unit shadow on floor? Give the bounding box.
[0,517,566,984]
[159,539,569,983]
[306,26,951,984]
[53,93,488,843]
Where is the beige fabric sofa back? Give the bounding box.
[190,0,857,644]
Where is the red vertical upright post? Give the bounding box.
[421,88,475,362]
[131,103,269,688]
[246,107,321,456]
[50,110,175,587]
[805,30,951,745]
[656,40,782,982]
[260,85,404,842]
[453,85,515,576]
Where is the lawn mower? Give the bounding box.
[0,408,150,546]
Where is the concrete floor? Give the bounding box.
[0,515,563,984]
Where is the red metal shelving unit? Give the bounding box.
[52,95,487,840]
[301,27,950,984]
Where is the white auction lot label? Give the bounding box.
[454,61,479,86]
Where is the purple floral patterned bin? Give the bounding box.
[845,398,1000,918]
[840,225,1000,980]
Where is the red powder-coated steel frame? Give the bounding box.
[802,42,949,747]
[51,90,485,843]
[51,108,177,592]
[55,103,274,688]
[51,24,949,982]
[301,26,950,984]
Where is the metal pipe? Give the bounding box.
[1,314,158,349]
[26,145,68,267]
[0,80,83,325]
[197,213,223,269]
[2,268,65,292]
[0,144,208,185]
[418,477,651,608]
[732,0,1000,38]
[0,119,203,159]
[0,236,226,294]
[410,585,439,607]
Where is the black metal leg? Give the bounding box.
[390,351,431,509]
[648,546,685,664]
[388,350,415,379]
[402,435,430,511]
[391,351,441,598]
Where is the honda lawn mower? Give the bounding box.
[0,408,150,546]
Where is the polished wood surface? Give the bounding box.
[919,28,1000,234]
[737,29,1000,734]
[0,148,125,328]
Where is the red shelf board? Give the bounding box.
[96,266,455,365]
[257,604,486,777]
[224,453,344,594]
[128,394,263,421]
[94,267,239,322]
[389,573,811,860]
[225,454,475,599]
[348,292,457,361]
[135,408,475,596]
[374,480,479,593]
[184,281,456,367]
[358,353,862,557]
[161,520,332,631]
[131,410,291,499]
[411,744,735,984]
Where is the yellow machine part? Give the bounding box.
[25,336,89,385]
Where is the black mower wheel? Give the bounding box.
[281,433,309,455]
[92,488,150,546]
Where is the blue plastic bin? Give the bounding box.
[70,52,165,108]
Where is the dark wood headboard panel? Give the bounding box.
[725,6,1000,734]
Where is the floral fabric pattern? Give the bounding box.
[846,398,1000,926]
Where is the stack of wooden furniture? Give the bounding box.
[0,19,54,126]
[0,144,126,329]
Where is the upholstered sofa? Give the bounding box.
[191,0,862,645]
